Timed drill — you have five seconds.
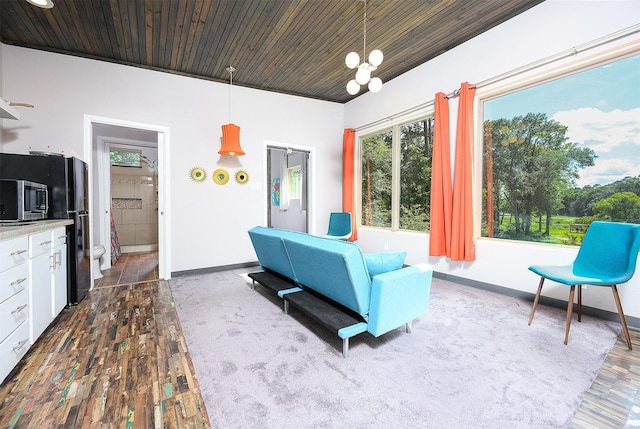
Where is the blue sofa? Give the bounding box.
[247,226,433,357]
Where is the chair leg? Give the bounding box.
[564,285,576,345]
[611,285,632,350]
[577,285,582,323]
[528,277,545,325]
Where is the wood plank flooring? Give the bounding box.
[93,252,159,288]
[571,329,640,428]
[0,251,211,428]
[0,250,638,428]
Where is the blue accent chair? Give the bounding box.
[528,221,640,349]
[324,212,352,240]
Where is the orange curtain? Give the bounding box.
[429,93,452,256]
[451,82,476,261]
[343,128,358,241]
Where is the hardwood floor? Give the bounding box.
[571,329,640,428]
[0,250,638,428]
[0,251,211,428]
[92,251,160,288]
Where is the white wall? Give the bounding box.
[345,1,640,319]
[0,45,344,273]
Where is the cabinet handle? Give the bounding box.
[58,235,67,245]
[11,304,27,315]
[10,249,27,257]
[40,240,53,246]
[10,278,27,287]
[12,339,28,351]
[50,254,56,269]
[56,250,62,266]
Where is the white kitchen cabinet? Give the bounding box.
[0,235,31,381]
[0,323,29,381]
[28,230,54,344]
[51,228,68,318]
[0,220,71,382]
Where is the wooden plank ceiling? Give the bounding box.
[0,0,544,103]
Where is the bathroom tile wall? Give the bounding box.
[111,166,158,252]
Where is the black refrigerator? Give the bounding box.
[0,153,91,305]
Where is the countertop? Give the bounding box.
[0,219,74,241]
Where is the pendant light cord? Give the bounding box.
[227,65,235,124]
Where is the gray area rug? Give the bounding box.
[168,268,620,429]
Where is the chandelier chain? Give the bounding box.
[363,0,367,61]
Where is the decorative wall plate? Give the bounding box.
[235,170,249,184]
[190,167,206,182]
[213,168,230,185]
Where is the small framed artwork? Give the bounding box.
[271,178,280,206]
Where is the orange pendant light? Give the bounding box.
[219,66,245,156]
[219,123,244,156]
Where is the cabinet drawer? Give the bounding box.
[0,288,29,342]
[29,230,54,259]
[52,228,67,248]
[0,321,30,382]
[0,236,29,273]
[0,263,29,304]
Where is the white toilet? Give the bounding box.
[92,245,106,280]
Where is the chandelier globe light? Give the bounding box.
[345,0,383,95]
[219,66,245,156]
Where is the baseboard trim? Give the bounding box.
[172,262,259,277]
[433,272,640,330]
[171,263,639,329]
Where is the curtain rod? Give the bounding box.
[355,23,640,132]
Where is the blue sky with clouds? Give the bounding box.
[484,54,640,187]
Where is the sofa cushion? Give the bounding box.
[364,252,407,278]
[248,226,300,281]
[281,234,372,319]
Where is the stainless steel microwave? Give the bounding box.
[0,179,48,222]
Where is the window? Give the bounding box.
[110,148,142,167]
[288,166,302,199]
[360,118,433,231]
[361,129,392,228]
[482,54,640,245]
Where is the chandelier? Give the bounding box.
[345,0,383,95]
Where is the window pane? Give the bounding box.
[400,119,432,232]
[361,129,392,228]
[482,54,640,244]
[110,150,123,165]
[289,167,301,199]
[110,149,141,167]
[122,151,141,167]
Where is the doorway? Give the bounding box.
[84,115,171,282]
[101,137,158,257]
[267,145,311,233]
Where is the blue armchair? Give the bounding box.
[324,212,352,240]
[528,221,640,349]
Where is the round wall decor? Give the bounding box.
[213,168,230,185]
[235,170,249,184]
[190,167,206,182]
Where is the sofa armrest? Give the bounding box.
[367,263,433,337]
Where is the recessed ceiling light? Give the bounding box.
[25,0,54,9]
